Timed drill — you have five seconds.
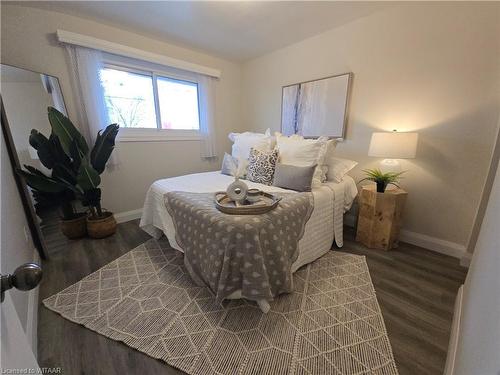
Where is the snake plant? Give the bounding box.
[18,107,119,220]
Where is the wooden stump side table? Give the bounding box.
[356,185,408,250]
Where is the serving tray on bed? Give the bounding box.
[214,191,281,215]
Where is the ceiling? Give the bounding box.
[16,1,390,61]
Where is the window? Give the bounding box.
[101,68,157,129]
[100,64,201,140]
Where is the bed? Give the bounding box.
[140,171,357,274]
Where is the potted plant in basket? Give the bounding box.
[360,168,405,193]
[19,107,119,239]
[19,131,87,239]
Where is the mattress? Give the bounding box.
[140,171,357,272]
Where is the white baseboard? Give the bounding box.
[399,229,466,259]
[345,212,466,259]
[444,285,464,375]
[114,208,143,224]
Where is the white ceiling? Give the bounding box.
[17,1,390,61]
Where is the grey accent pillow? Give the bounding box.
[246,148,279,185]
[221,153,238,176]
[273,163,317,192]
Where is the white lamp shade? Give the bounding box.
[368,131,418,159]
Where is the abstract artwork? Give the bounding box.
[281,73,351,138]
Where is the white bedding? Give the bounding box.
[140,171,357,273]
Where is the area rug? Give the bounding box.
[44,238,398,375]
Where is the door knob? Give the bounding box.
[1,263,43,302]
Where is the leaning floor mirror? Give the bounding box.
[1,64,70,258]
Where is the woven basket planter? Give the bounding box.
[60,213,87,239]
[86,212,117,239]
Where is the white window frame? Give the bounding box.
[101,54,202,142]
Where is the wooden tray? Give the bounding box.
[214,191,281,215]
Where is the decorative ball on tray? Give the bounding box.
[225,156,251,205]
[215,157,281,214]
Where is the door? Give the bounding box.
[1,293,39,371]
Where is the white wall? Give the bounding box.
[1,4,244,214]
[1,81,53,169]
[241,3,500,251]
[0,130,39,355]
[452,160,500,374]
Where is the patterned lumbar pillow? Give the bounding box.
[246,148,279,185]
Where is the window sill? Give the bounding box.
[117,129,201,142]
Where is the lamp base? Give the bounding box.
[380,159,402,173]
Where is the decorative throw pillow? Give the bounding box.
[275,133,329,183]
[327,157,358,183]
[273,163,316,192]
[228,129,274,161]
[221,153,238,176]
[246,148,279,185]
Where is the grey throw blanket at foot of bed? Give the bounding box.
[165,192,313,304]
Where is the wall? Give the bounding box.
[0,129,39,355]
[1,81,53,169]
[452,160,500,374]
[241,3,500,252]
[1,4,243,215]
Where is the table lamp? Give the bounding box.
[368,130,418,172]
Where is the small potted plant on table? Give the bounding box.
[360,168,405,193]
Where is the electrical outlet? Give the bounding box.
[23,226,31,243]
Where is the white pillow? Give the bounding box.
[276,133,328,183]
[229,129,273,161]
[327,157,358,183]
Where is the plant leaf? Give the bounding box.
[17,167,66,193]
[361,168,406,185]
[47,106,88,156]
[90,124,119,174]
[77,158,101,191]
[29,130,57,169]
[69,139,83,170]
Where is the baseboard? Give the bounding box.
[344,212,466,259]
[444,285,464,375]
[460,252,473,267]
[114,208,143,224]
[399,229,466,259]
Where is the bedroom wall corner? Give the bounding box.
[1,4,245,215]
[240,2,500,252]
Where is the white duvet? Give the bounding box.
[140,171,357,273]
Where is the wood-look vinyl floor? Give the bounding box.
[38,221,467,375]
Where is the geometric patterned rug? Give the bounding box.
[44,238,398,374]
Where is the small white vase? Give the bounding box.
[227,178,248,204]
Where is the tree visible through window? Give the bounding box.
[100,66,200,130]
